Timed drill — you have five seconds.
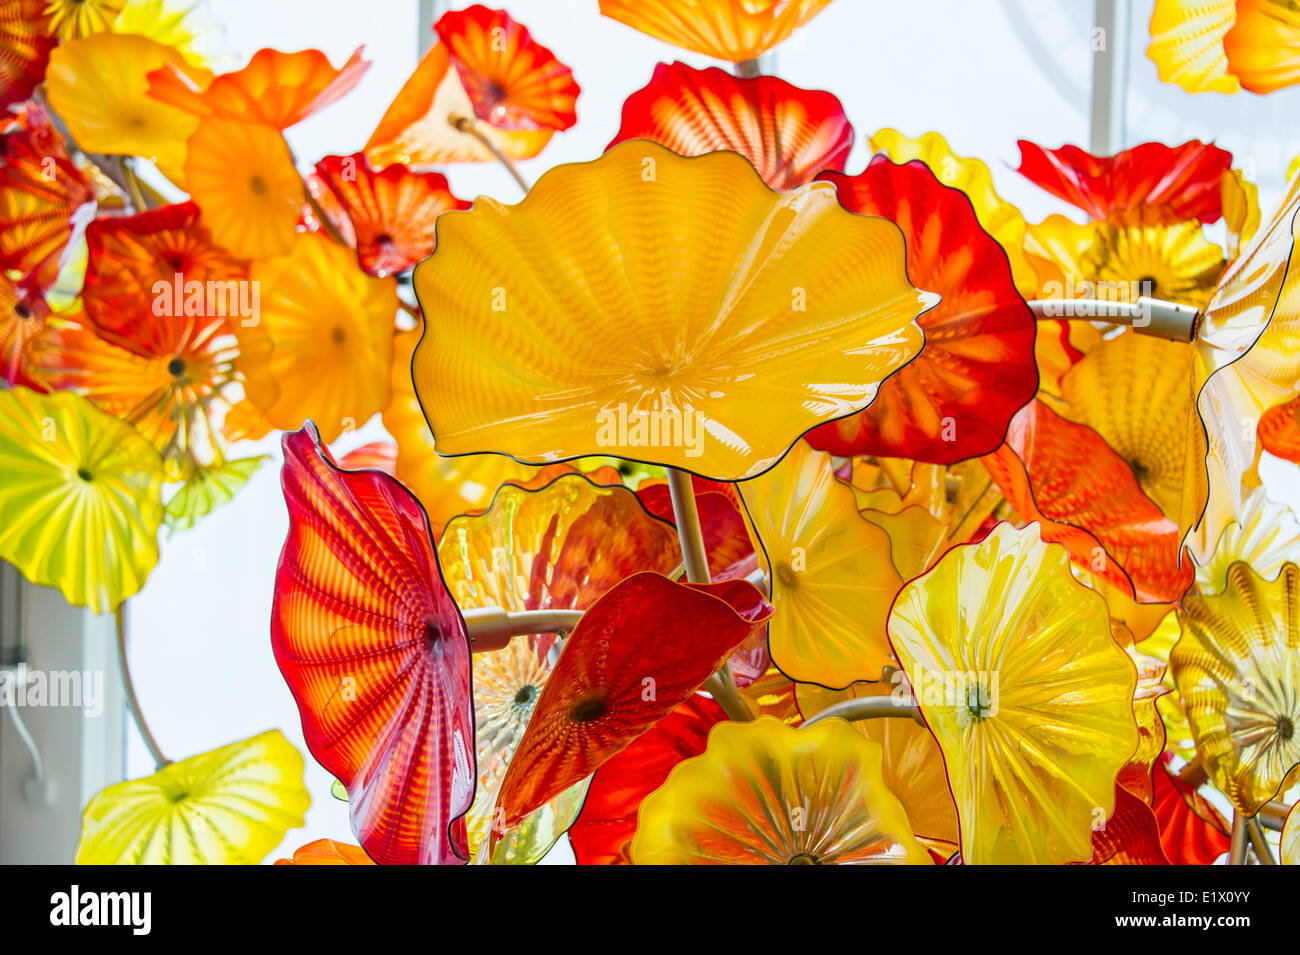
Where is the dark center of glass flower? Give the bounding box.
[331,326,347,345]
[374,233,394,247]
[13,303,31,320]
[513,684,537,706]
[250,175,268,196]
[423,616,441,649]
[1137,275,1158,297]
[775,561,799,589]
[569,695,606,723]
[76,468,94,483]
[787,852,821,865]
[1128,458,1149,482]
[1278,715,1295,742]
[168,357,186,377]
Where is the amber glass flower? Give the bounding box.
[1172,562,1300,814]
[888,522,1138,865]
[599,0,835,62]
[630,716,932,865]
[1224,0,1300,93]
[1146,0,1240,94]
[411,140,930,480]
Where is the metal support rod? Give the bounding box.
[1257,800,1291,832]
[462,608,585,653]
[1246,816,1278,865]
[1229,812,1248,865]
[802,696,924,727]
[1027,297,1199,342]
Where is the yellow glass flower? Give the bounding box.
[1196,486,1299,595]
[237,232,398,443]
[868,127,1038,297]
[1223,168,1261,259]
[1172,562,1300,814]
[76,730,310,864]
[797,681,959,844]
[1135,609,1198,762]
[630,716,932,865]
[45,33,209,180]
[0,387,163,614]
[599,0,834,62]
[1081,215,1225,310]
[888,522,1139,865]
[1283,803,1299,865]
[184,117,301,259]
[411,141,931,481]
[163,455,266,533]
[111,0,229,69]
[738,439,902,687]
[1060,328,1206,539]
[1146,0,1241,94]
[41,0,125,39]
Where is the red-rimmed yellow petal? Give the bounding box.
[0,387,163,614]
[495,572,772,829]
[1172,562,1300,814]
[237,232,398,443]
[435,5,578,132]
[411,140,930,480]
[738,439,901,686]
[598,0,834,62]
[887,522,1139,865]
[629,716,932,865]
[1146,0,1241,94]
[1224,0,1300,93]
[609,62,851,190]
[272,423,475,865]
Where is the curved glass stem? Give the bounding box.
[115,604,170,770]
[802,696,923,727]
[450,115,530,194]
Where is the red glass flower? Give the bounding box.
[1015,139,1232,224]
[806,158,1037,463]
[0,0,54,110]
[1088,785,1171,865]
[1151,755,1231,865]
[569,694,726,865]
[495,572,771,830]
[272,423,475,865]
[435,5,579,131]
[608,62,851,190]
[312,152,469,277]
[1,274,50,389]
[981,399,1194,603]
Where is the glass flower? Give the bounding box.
[630,716,932,865]
[311,153,469,277]
[42,0,124,38]
[1260,392,1300,462]
[495,572,772,829]
[982,399,1194,603]
[1090,786,1171,865]
[1171,562,1300,814]
[1059,328,1205,537]
[1283,802,1299,865]
[1151,754,1231,865]
[1079,213,1225,310]
[608,62,852,190]
[76,730,309,864]
[274,840,374,865]
[599,0,835,62]
[438,473,681,616]
[1,273,51,389]
[148,46,368,129]
[739,664,802,723]
[0,387,163,614]
[163,455,266,533]
[411,140,930,480]
[435,5,579,132]
[1223,0,1300,93]
[184,117,301,258]
[1196,486,1299,595]
[0,110,94,281]
[237,232,398,443]
[797,681,960,844]
[807,157,1037,463]
[272,423,475,865]
[738,438,901,686]
[0,0,56,110]
[1146,0,1240,94]
[336,440,396,474]
[45,33,208,180]
[887,522,1139,865]
[569,694,726,865]
[1015,139,1232,224]
[1223,167,1262,259]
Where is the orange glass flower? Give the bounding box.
[982,399,1194,603]
[272,423,475,865]
[630,716,932,865]
[0,0,55,110]
[274,840,375,865]
[599,0,835,62]
[1151,754,1231,865]
[495,572,771,829]
[437,473,681,618]
[888,522,1139,865]
[1223,0,1300,93]
[1260,391,1300,463]
[569,694,725,865]
[608,62,852,190]
[237,232,398,443]
[738,438,901,687]
[1016,139,1233,224]
[149,46,369,129]
[435,5,579,131]
[807,157,1037,463]
[411,140,930,480]
[312,153,469,277]
[1146,0,1241,94]
[1172,562,1300,814]
[1,274,50,389]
